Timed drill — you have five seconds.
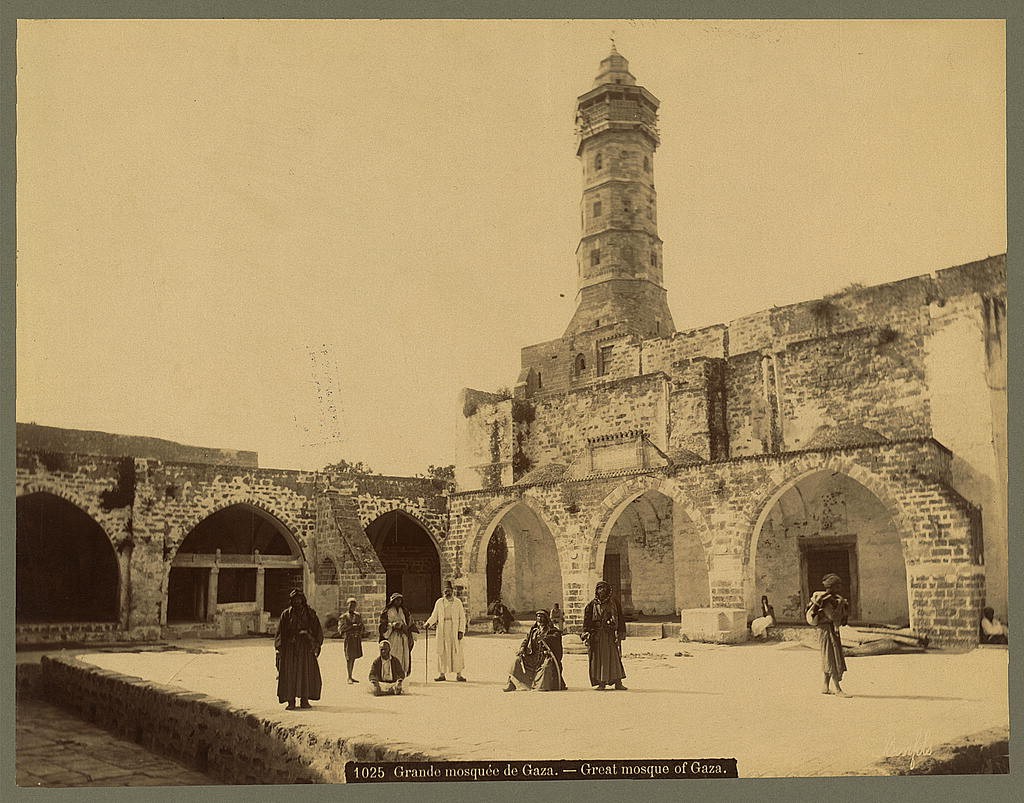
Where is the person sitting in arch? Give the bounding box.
[980,607,1008,644]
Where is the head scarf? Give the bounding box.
[289,588,305,602]
[822,573,842,589]
[387,592,404,607]
[595,581,611,599]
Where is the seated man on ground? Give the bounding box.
[488,597,515,634]
[368,639,406,696]
[504,610,566,692]
[981,607,1009,644]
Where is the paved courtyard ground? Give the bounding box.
[71,633,1007,778]
[16,696,221,787]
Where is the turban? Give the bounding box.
[288,588,305,599]
[346,597,357,605]
[388,593,404,605]
[822,573,842,588]
[595,581,610,592]
[444,580,454,591]
[535,610,549,619]
[378,639,390,647]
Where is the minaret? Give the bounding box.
[564,46,676,339]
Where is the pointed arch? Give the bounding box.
[16,491,121,622]
[744,460,914,625]
[365,509,445,612]
[170,498,306,564]
[590,475,713,616]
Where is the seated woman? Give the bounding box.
[503,610,566,692]
[981,607,1009,644]
[751,595,776,639]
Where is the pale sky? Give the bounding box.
[16,19,1006,475]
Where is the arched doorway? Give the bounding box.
[751,471,908,625]
[482,502,562,616]
[365,511,441,615]
[602,489,708,618]
[16,492,119,623]
[168,504,304,625]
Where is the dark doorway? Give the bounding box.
[265,568,304,617]
[366,511,441,614]
[167,568,209,622]
[603,553,622,603]
[16,492,119,623]
[485,525,508,604]
[802,543,858,618]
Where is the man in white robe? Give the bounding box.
[425,581,467,682]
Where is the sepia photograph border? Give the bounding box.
[1,1,1019,801]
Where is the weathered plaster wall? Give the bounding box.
[456,391,513,491]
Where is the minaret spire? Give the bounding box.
[564,49,676,340]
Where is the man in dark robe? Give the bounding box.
[275,589,324,709]
[582,581,627,690]
[504,610,566,691]
[368,640,406,696]
[807,573,851,697]
[488,597,514,633]
[337,596,365,684]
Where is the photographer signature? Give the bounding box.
[883,733,934,769]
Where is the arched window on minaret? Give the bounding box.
[643,156,650,172]
[594,152,603,170]
[574,354,587,375]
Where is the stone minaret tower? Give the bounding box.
[564,46,676,340]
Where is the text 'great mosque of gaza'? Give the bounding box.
[16,47,1007,648]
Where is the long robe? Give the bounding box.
[425,595,466,675]
[582,596,626,686]
[379,605,417,676]
[337,611,364,660]
[509,623,565,691]
[275,604,324,703]
[809,591,849,679]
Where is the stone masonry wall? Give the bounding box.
[38,655,438,784]
[450,438,984,645]
[521,373,670,471]
[16,442,449,644]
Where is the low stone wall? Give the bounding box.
[37,655,439,784]
[16,622,126,646]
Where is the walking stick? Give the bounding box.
[424,623,429,683]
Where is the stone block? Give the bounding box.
[680,608,748,644]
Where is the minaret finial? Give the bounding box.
[610,31,617,53]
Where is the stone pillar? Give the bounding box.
[160,565,170,626]
[207,567,219,623]
[908,562,986,646]
[255,566,266,612]
[708,551,745,609]
[117,543,132,632]
[463,570,488,619]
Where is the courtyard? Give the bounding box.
[60,632,1008,779]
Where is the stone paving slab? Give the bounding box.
[70,634,1009,779]
[16,696,222,788]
